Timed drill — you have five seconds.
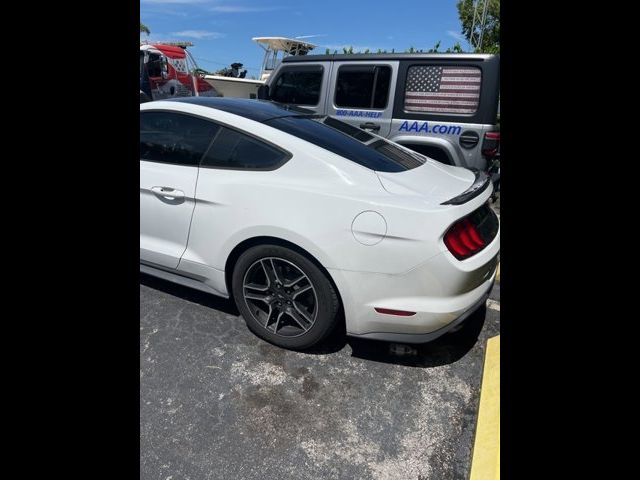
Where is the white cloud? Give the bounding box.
[210,5,281,13]
[447,30,466,42]
[294,34,327,40]
[171,30,225,39]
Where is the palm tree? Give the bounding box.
[140,22,150,36]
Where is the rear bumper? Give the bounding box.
[329,229,499,342]
[347,280,493,343]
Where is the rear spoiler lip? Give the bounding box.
[441,169,491,205]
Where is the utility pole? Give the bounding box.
[469,0,490,52]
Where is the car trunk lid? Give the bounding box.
[376,160,485,205]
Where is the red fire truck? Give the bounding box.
[140,41,218,102]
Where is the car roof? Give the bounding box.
[164,97,314,123]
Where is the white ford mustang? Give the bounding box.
[140,97,500,350]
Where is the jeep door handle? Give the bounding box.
[360,122,381,132]
[151,186,185,200]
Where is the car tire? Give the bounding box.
[232,244,340,350]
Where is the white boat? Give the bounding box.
[203,36,316,99]
[253,36,316,81]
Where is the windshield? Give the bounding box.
[263,115,426,173]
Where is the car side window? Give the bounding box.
[270,66,323,106]
[335,65,391,109]
[200,126,288,170]
[140,111,220,166]
[404,65,481,114]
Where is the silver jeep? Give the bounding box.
[259,53,500,171]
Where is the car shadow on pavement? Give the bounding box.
[140,273,486,369]
[302,305,487,369]
[345,306,488,368]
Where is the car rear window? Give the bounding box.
[264,115,425,172]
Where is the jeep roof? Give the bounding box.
[282,53,497,63]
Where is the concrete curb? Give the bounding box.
[469,335,500,480]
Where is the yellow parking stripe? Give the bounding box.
[495,262,500,283]
[470,335,500,480]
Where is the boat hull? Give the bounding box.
[203,75,264,99]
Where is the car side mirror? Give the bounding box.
[257,84,269,100]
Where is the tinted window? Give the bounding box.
[335,65,391,109]
[404,65,481,114]
[201,127,287,170]
[373,141,425,169]
[140,111,219,166]
[264,116,424,172]
[323,116,374,142]
[146,53,163,78]
[404,144,453,165]
[271,67,323,105]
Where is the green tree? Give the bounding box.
[329,42,464,55]
[456,0,500,53]
[140,22,150,36]
[427,41,441,53]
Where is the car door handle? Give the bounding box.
[360,122,381,132]
[150,186,185,200]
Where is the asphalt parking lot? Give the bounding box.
[140,269,500,480]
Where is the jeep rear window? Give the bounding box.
[264,115,425,172]
[404,65,481,115]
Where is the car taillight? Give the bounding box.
[481,131,500,159]
[444,204,498,260]
[374,307,416,316]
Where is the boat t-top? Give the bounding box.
[203,36,316,98]
[253,36,316,81]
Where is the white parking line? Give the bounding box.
[487,299,500,312]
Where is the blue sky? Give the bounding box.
[140,0,469,78]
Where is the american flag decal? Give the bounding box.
[404,66,481,114]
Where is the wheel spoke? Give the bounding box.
[245,281,269,293]
[266,307,283,332]
[289,306,312,331]
[283,275,306,288]
[260,258,283,286]
[244,291,270,304]
[292,285,313,299]
[294,303,314,324]
[269,259,283,284]
[258,260,273,288]
[272,311,284,333]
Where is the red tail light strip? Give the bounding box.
[374,308,416,316]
